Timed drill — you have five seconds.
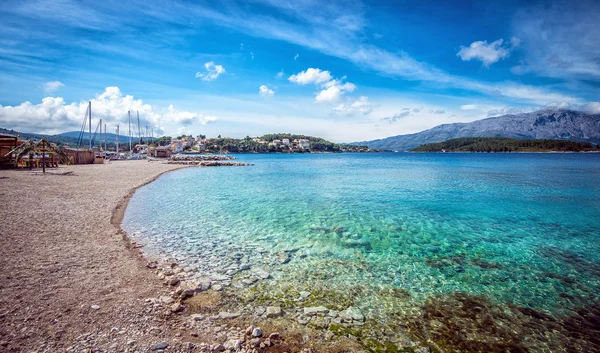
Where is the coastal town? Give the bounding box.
[150,133,375,156]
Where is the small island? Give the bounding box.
[412,137,599,152]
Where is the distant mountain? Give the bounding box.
[0,128,152,147]
[57,131,152,143]
[355,109,600,151]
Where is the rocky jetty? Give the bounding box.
[167,155,253,166]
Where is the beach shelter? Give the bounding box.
[5,139,69,173]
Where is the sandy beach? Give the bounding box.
[0,161,195,352]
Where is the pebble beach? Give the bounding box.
[0,161,365,353]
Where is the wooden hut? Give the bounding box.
[62,148,95,165]
[150,146,172,158]
[0,133,24,168]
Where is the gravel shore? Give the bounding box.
[0,161,193,352]
[0,161,371,353]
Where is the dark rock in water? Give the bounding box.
[151,343,169,350]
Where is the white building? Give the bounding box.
[298,139,310,149]
[282,138,290,146]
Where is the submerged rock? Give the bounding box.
[219,311,241,319]
[266,306,282,318]
[304,306,329,316]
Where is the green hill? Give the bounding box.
[412,137,598,152]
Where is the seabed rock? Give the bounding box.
[304,306,329,316]
[266,306,282,318]
[219,311,241,320]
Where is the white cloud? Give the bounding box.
[315,81,356,103]
[250,51,254,60]
[288,68,332,85]
[333,96,373,116]
[0,86,216,135]
[584,102,600,114]
[294,53,299,60]
[276,70,284,79]
[259,85,274,97]
[545,101,571,110]
[460,104,477,110]
[195,61,226,81]
[289,68,356,103]
[240,43,244,50]
[44,81,64,93]
[457,39,511,67]
[487,106,538,117]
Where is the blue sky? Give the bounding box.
[0,0,598,142]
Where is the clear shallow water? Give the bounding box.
[123,153,600,349]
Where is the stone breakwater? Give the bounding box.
[166,161,254,166]
[171,155,236,161]
[166,155,253,166]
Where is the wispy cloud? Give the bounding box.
[294,53,299,60]
[460,104,477,110]
[512,1,600,80]
[2,0,583,106]
[195,61,226,81]
[44,80,64,93]
[334,96,373,116]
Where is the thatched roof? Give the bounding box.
[5,139,69,164]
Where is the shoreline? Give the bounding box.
[0,161,209,352]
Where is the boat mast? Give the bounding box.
[104,123,107,154]
[128,111,132,153]
[88,101,92,149]
[137,111,141,145]
[99,118,102,151]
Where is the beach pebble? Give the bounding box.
[268,332,282,340]
[212,344,225,353]
[90,305,100,310]
[191,314,204,321]
[223,339,241,351]
[212,284,223,291]
[126,340,137,346]
[266,306,282,318]
[299,291,310,299]
[171,303,185,313]
[251,327,262,337]
[249,338,261,347]
[151,343,169,350]
[168,277,180,286]
[160,296,175,305]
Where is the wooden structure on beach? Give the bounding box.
[149,146,172,158]
[6,139,69,172]
[63,148,95,165]
[0,133,24,168]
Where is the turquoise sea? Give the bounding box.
[123,153,600,351]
